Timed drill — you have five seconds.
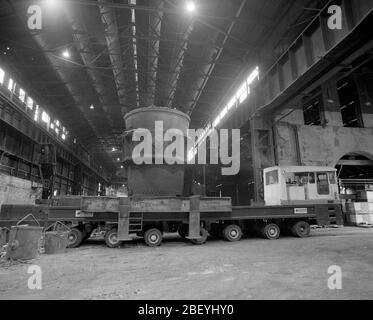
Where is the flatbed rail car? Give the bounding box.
[0,195,343,248]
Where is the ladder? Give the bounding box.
[129,212,143,233]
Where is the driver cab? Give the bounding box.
[264,166,340,206]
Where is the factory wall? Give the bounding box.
[274,73,373,167]
[0,93,108,201]
[275,124,373,167]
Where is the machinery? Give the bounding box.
[0,166,344,249]
[0,107,344,249]
[264,166,340,205]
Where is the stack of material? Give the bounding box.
[345,202,373,226]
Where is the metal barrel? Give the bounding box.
[123,106,191,196]
[43,222,70,254]
[5,214,43,260]
[44,231,69,254]
[6,225,43,260]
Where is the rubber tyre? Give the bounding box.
[105,228,122,248]
[144,228,163,247]
[291,221,311,238]
[177,224,188,239]
[262,223,280,240]
[67,228,84,248]
[222,224,242,242]
[190,228,208,245]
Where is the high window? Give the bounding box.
[337,77,363,128]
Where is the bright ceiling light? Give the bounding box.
[186,1,196,12]
[90,104,94,110]
[45,0,60,9]
[117,158,120,162]
[62,50,70,58]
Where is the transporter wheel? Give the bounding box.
[190,228,208,245]
[262,223,280,240]
[291,221,310,238]
[222,224,242,242]
[67,228,84,248]
[105,228,122,248]
[177,224,189,239]
[144,228,163,247]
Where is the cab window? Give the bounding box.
[328,172,336,184]
[266,170,279,185]
[316,172,330,195]
[309,172,315,184]
[285,172,309,186]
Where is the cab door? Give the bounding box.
[316,172,330,198]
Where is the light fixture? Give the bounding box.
[117,157,120,161]
[45,0,60,9]
[62,50,70,58]
[120,165,124,169]
[112,147,117,152]
[90,104,94,110]
[185,1,196,12]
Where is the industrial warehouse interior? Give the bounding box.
[0,0,373,304]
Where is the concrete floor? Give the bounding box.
[0,227,372,300]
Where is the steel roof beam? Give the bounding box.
[147,0,164,106]
[188,0,247,116]
[98,0,130,114]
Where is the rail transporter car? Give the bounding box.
[0,166,344,248]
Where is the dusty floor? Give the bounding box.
[0,227,372,300]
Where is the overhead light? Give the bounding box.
[112,147,117,152]
[120,165,124,169]
[185,1,196,12]
[117,158,120,162]
[90,104,94,110]
[62,50,70,58]
[45,0,60,9]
